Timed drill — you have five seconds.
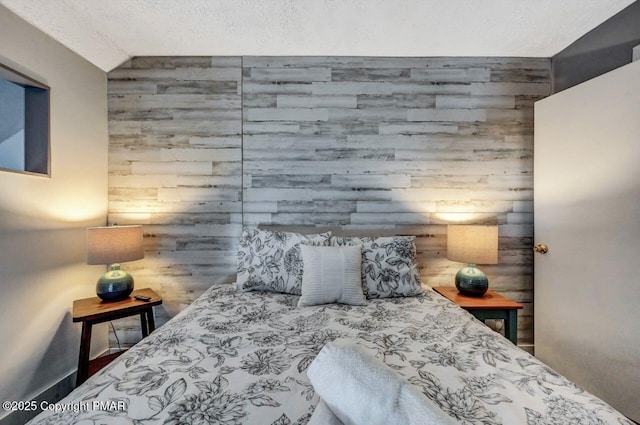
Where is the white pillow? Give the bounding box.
[298,245,366,307]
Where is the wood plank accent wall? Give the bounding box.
[107,57,243,343]
[108,56,550,346]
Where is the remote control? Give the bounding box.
[134,295,151,301]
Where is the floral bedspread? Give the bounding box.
[29,285,632,425]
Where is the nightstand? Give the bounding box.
[432,286,523,345]
[72,288,162,386]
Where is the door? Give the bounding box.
[534,60,640,421]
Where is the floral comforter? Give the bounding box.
[29,285,632,425]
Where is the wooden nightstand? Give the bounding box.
[72,288,162,386]
[432,286,523,345]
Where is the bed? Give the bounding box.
[28,229,633,425]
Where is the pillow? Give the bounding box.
[330,236,422,299]
[298,245,366,307]
[236,227,331,295]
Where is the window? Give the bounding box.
[0,63,50,176]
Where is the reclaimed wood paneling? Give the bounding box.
[107,57,242,345]
[108,56,550,347]
[242,56,550,345]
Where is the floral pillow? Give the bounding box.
[330,236,422,299]
[236,227,331,295]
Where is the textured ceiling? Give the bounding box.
[0,0,635,71]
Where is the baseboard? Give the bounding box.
[518,343,535,356]
[0,371,76,425]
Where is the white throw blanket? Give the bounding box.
[307,400,345,425]
[307,341,459,425]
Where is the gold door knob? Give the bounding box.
[533,244,548,254]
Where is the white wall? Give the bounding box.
[534,60,640,421]
[0,5,109,421]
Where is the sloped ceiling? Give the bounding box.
[0,0,635,72]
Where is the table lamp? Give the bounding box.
[447,225,498,297]
[86,225,144,301]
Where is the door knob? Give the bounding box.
[533,244,548,254]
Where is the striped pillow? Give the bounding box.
[298,245,366,307]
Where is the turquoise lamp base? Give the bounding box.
[96,264,134,301]
[455,264,488,297]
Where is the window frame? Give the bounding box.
[0,62,51,177]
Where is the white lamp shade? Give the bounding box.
[447,225,498,265]
[86,225,144,265]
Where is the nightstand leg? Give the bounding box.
[140,312,148,337]
[505,310,518,345]
[77,321,92,386]
[147,308,156,333]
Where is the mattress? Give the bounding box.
[28,285,632,424]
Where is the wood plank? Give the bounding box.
[108,55,550,347]
[433,286,523,310]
